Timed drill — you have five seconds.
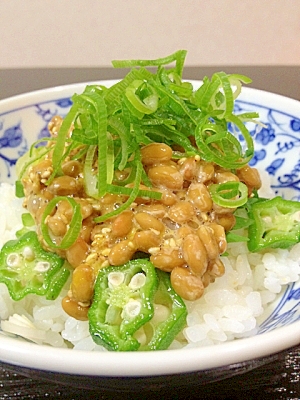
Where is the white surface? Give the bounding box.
[0,0,299,68]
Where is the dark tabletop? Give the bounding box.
[0,66,300,400]
[1,66,300,102]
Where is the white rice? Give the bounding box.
[0,179,299,351]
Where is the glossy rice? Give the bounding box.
[0,174,300,351]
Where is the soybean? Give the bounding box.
[62,296,89,321]
[171,267,204,301]
[71,264,94,303]
[182,234,208,277]
[141,143,173,165]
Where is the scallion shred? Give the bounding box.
[209,182,248,208]
[21,50,259,223]
[15,180,25,198]
[21,213,35,227]
[94,158,144,223]
[41,197,82,250]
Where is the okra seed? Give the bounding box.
[34,261,51,273]
[152,304,170,325]
[105,304,122,325]
[22,246,35,261]
[122,299,141,318]
[262,216,272,224]
[108,272,125,287]
[6,253,21,268]
[128,273,146,290]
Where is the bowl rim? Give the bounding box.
[0,80,113,115]
[0,80,300,377]
[0,318,300,377]
[1,78,300,111]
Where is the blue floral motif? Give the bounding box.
[274,159,300,192]
[255,123,275,145]
[0,122,28,177]
[258,284,300,334]
[0,124,23,148]
[35,104,58,123]
[0,96,73,180]
[258,302,300,334]
[36,124,51,147]
[290,118,300,132]
[288,287,300,301]
[248,149,266,166]
[34,103,70,147]
[56,98,73,108]
[275,134,300,155]
[266,158,284,175]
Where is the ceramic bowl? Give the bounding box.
[0,80,300,391]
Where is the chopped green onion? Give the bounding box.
[209,181,248,208]
[228,74,252,99]
[94,158,144,223]
[21,213,35,227]
[20,51,257,225]
[40,197,82,250]
[195,116,253,168]
[83,145,98,198]
[125,80,159,116]
[52,105,79,176]
[112,50,187,77]
[106,131,114,186]
[16,146,52,180]
[15,181,25,198]
[107,183,161,200]
[108,116,130,171]
[226,232,249,243]
[46,141,78,186]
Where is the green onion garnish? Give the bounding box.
[41,197,82,250]
[209,182,248,208]
[15,180,25,198]
[21,213,35,227]
[22,50,258,223]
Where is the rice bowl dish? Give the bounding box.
[0,51,300,382]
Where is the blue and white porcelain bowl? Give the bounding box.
[0,81,300,390]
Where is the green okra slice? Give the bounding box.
[88,259,158,351]
[248,196,300,252]
[0,231,70,301]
